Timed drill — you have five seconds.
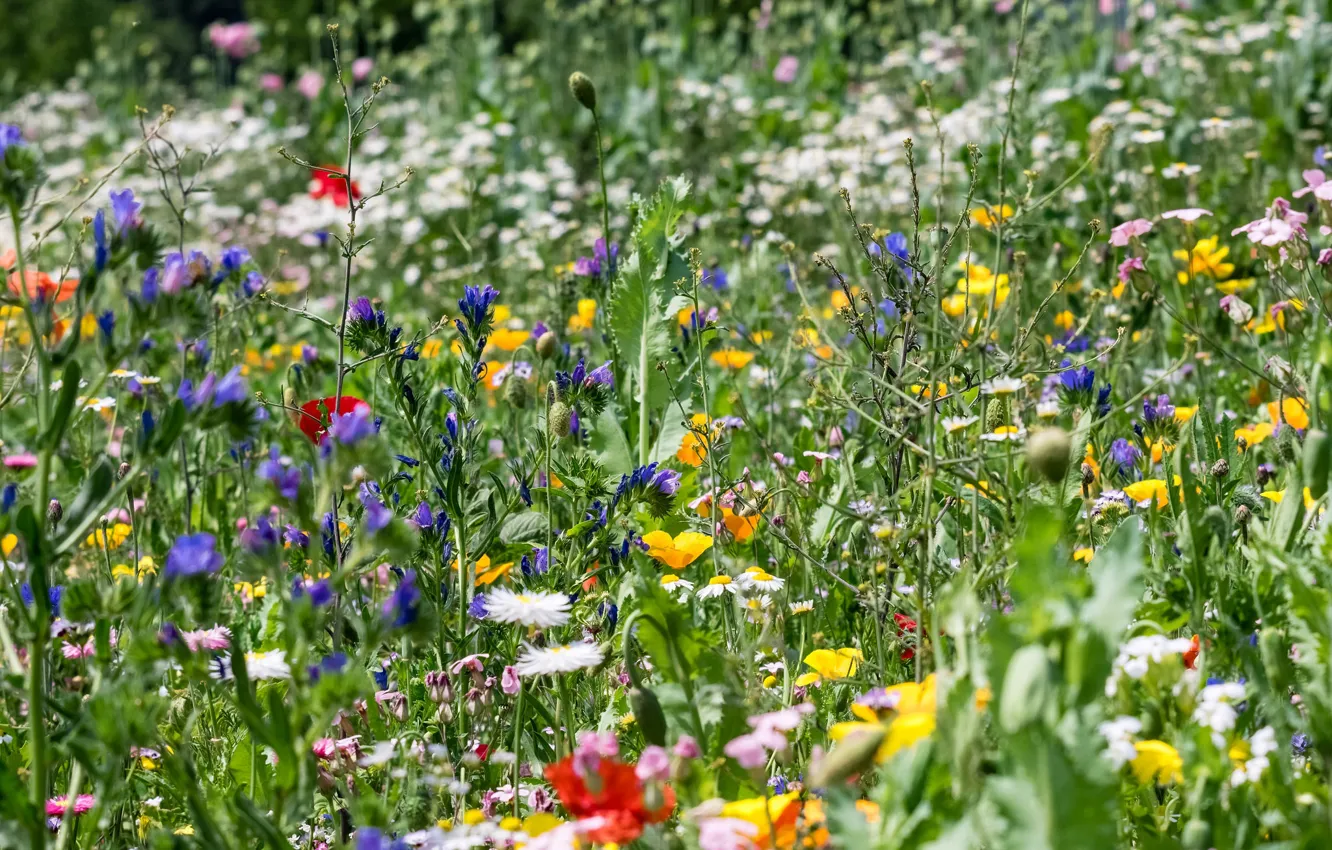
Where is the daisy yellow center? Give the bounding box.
[661,575,680,585]
[709,576,732,586]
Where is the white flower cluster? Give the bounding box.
[1230,726,1278,786]
[1193,682,1247,748]
[1106,634,1194,696]
[1097,716,1143,768]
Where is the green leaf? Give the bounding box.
[41,359,81,450]
[649,411,691,466]
[998,645,1050,732]
[587,407,633,478]
[500,511,549,544]
[1081,519,1143,645]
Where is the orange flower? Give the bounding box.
[677,413,712,467]
[7,270,79,305]
[710,349,755,370]
[487,328,531,353]
[1266,397,1310,431]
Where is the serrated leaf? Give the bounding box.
[500,511,549,544]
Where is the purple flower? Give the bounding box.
[240,516,280,553]
[0,124,24,157]
[164,533,224,579]
[294,577,333,607]
[328,405,376,445]
[242,271,265,297]
[1143,394,1175,425]
[258,448,300,500]
[212,366,247,407]
[1108,438,1141,477]
[584,361,615,390]
[109,189,142,233]
[92,211,108,271]
[161,253,188,294]
[467,592,488,619]
[220,246,250,271]
[457,284,499,331]
[382,570,420,627]
[701,265,728,291]
[347,296,384,327]
[283,525,310,548]
[359,483,392,533]
[649,468,680,496]
[410,501,434,531]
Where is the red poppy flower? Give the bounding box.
[6,268,79,305]
[298,396,370,444]
[1183,634,1200,670]
[310,166,361,207]
[545,755,674,844]
[893,612,918,661]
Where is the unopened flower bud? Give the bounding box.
[1234,504,1252,526]
[504,374,529,409]
[48,499,62,525]
[118,462,131,480]
[1210,458,1229,478]
[1080,462,1096,487]
[568,72,597,112]
[548,401,573,439]
[535,331,558,359]
[1026,427,1071,483]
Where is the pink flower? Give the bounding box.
[181,625,231,652]
[61,640,95,660]
[375,689,407,721]
[722,732,770,768]
[673,735,701,760]
[635,745,671,782]
[698,818,760,850]
[259,73,284,92]
[501,665,520,695]
[1293,170,1332,202]
[296,70,325,100]
[312,737,336,759]
[449,653,489,675]
[4,453,38,469]
[208,22,259,60]
[1318,248,1332,266]
[1117,255,1145,283]
[351,57,374,82]
[1161,208,1212,222]
[572,730,619,777]
[46,795,96,817]
[1109,218,1153,246]
[773,56,799,84]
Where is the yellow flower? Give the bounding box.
[677,413,712,467]
[1,533,17,559]
[1073,547,1095,563]
[719,507,761,542]
[1131,740,1183,784]
[1054,310,1075,331]
[487,328,531,352]
[522,814,563,838]
[1267,397,1310,431]
[1174,406,1198,423]
[830,674,940,761]
[1216,277,1255,295]
[794,647,863,686]
[493,305,512,324]
[85,522,133,550]
[1261,487,1316,510]
[234,578,268,604]
[641,530,713,569]
[1123,479,1169,509]
[970,204,1014,229]
[476,558,515,586]
[567,298,598,332]
[421,339,444,359]
[1173,236,1234,283]
[710,349,755,370]
[1234,422,1275,448]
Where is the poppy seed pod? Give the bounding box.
[535,330,558,359]
[568,72,597,112]
[1027,428,1071,483]
[808,725,886,788]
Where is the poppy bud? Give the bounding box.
[535,331,558,359]
[504,374,529,409]
[1026,428,1071,483]
[284,386,300,426]
[548,401,573,439]
[808,726,886,788]
[568,72,597,112]
[1303,428,1330,498]
[629,687,667,746]
[984,398,1009,433]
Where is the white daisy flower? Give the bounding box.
[697,575,737,598]
[1036,400,1061,418]
[980,426,1027,442]
[484,588,571,628]
[513,641,605,677]
[245,650,291,680]
[137,376,162,385]
[980,377,1023,396]
[941,415,978,434]
[789,600,815,615]
[660,574,695,596]
[81,397,116,413]
[737,568,784,592]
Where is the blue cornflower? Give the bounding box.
[468,592,489,619]
[164,533,224,579]
[328,405,377,445]
[1108,438,1142,478]
[220,246,250,272]
[212,366,247,406]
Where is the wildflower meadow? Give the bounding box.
[3,0,1332,847]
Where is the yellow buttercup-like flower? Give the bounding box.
[1122,479,1169,509]
[794,647,864,686]
[970,204,1014,229]
[1130,740,1183,784]
[1234,422,1274,448]
[710,349,755,370]
[641,530,714,570]
[567,298,598,332]
[487,327,531,353]
[1173,236,1234,283]
[677,413,713,467]
[829,674,942,762]
[85,522,133,550]
[1266,397,1310,431]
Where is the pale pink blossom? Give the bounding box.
[501,665,520,695]
[449,653,489,675]
[773,56,799,83]
[296,70,325,100]
[181,625,232,652]
[1293,170,1332,202]
[259,73,283,92]
[208,22,259,59]
[1161,208,1212,222]
[674,735,702,759]
[635,745,671,782]
[351,57,374,81]
[1109,218,1153,246]
[1117,256,1145,283]
[698,818,760,850]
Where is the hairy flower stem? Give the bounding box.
[13,208,52,848]
[592,110,612,294]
